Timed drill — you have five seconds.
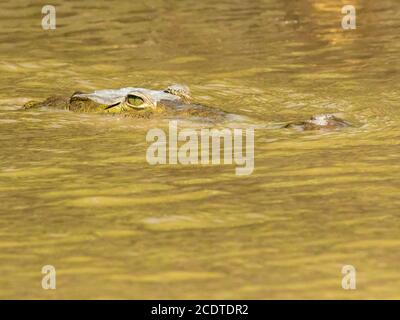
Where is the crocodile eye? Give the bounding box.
[127,94,145,107]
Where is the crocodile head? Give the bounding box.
[69,84,192,114]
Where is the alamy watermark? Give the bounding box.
[146,121,254,176]
[341,265,356,290]
[341,5,356,30]
[41,5,56,30]
[41,265,56,290]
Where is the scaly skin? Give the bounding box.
[22,85,351,129]
[23,85,227,121]
[285,114,351,131]
[23,95,70,110]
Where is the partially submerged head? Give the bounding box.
[69,84,191,114]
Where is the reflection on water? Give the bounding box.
[1,0,400,299]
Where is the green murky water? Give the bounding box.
[1,0,400,299]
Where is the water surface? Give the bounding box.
[1,0,400,299]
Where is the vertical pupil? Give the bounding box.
[127,95,144,106]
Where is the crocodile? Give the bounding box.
[23,84,350,130]
[23,84,227,122]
